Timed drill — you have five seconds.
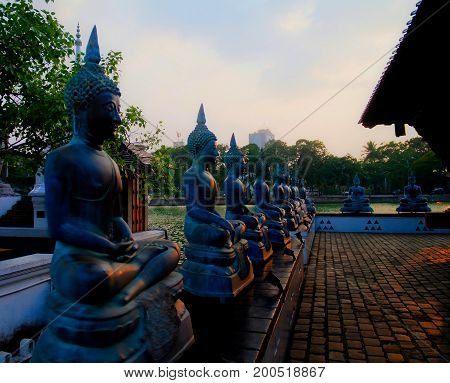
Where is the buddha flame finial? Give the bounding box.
[85,25,101,64]
[230,133,237,149]
[197,103,206,125]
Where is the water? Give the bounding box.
[148,202,448,247]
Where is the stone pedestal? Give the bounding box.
[32,272,194,362]
[28,172,47,230]
[181,241,254,299]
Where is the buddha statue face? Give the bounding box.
[197,138,219,166]
[80,92,122,144]
[231,154,246,177]
[408,175,416,186]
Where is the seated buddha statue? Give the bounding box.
[341,174,373,213]
[397,175,431,212]
[272,166,299,231]
[253,154,291,250]
[180,105,254,299]
[32,26,192,363]
[223,134,272,264]
[297,178,316,215]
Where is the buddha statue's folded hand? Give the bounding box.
[110,239,137,259]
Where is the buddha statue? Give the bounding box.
[32,26,193,363]
[223,134,273,264]
[396,174,431,213]
[253,153,292,250]
[180,105,254,299]
[341,174,373,213]
[297,178,316,215]
[272,165,299,232]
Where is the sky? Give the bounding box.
[35,0,420,157]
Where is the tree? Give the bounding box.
[362,141,379,161]
[148,146,176,198]
[0,0,159,181]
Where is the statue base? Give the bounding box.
[31,272,194,362]
[341,202,373,213]
[396,203,431,213]
[244,227,273,266]
[247,238,272,264]
[181,242,254,299]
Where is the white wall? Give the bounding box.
[0,196,21,218]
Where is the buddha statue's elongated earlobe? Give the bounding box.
[72,114,79,135]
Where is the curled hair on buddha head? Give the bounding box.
[187,104,217,157]
[224,133,245,169]
[64,26,121,123]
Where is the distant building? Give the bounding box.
[173,132,185,148]
[249,129,274,148]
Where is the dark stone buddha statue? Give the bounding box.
[253,154,291,249]
[223,134,272,265]
[32,26,193,363]
[396,175,431,213]
[272,166,299,231]
[297,178,316,215]
[180,105,254,299]
[341,174,373,213]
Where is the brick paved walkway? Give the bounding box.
[289,233,450,363]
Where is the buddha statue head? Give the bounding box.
[64,26,122,147]
[273,163,285,184]
[187,104,218,165]
[408,174,417,186]
[224,133,246,176]
[255,149,268,180]
[353,174,361,187]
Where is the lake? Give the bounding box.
[148,202,448,248]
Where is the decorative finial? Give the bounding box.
[197,103,206,125]
[85,25,101,64]
[230,133,237,148]
[75,22,82,59]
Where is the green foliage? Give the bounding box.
[147,145,176,198]
[0,0,73,171]
[0,0,162,180]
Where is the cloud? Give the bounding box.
[29,0,419,156]
[277,1,315,34]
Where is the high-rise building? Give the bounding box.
[249,129,274,148]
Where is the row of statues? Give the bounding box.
[341,174,430,214]
[180,106,316,298]
[31,24,430,362]
[31,26,316,363]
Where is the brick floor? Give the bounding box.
[289,233,450,363]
